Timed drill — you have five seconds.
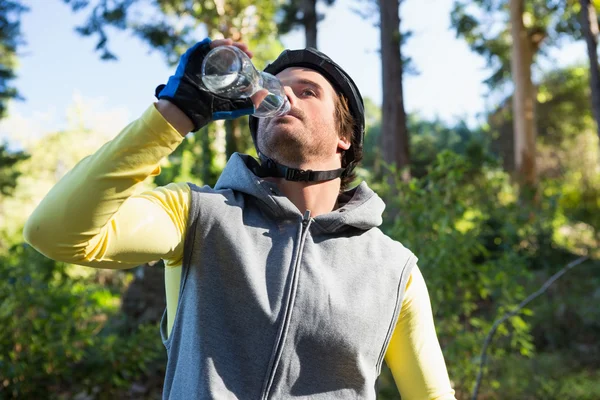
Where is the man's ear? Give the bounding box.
[338,135,351,151]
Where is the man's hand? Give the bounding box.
[155,38,265,134]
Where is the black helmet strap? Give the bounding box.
[252,153,350,182]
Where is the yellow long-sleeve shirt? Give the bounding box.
[24,104,456,400]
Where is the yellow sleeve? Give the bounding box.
[24,104,189,269]
[384,266,456,400]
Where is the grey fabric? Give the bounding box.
[160,153,416,400]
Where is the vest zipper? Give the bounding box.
[260,210,312,400]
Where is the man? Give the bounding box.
[24,38,456,399]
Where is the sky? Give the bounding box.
[0,0,590,148]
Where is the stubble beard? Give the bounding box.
[257,119,326,166]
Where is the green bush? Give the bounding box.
[483,352,600,400]
[362,115,490,180]
[0,244,165,399]
[375,151,556,396]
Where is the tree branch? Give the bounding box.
[471,256,589,400]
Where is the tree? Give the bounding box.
[510,0,536,187]
[363,110,488,180]
[451,0,585,186]
[62,0,283,159]
[579,0,600,143]
[0,142,28,252]
[62,0,281,63]
[489,65,596,175]
[379,0,410,181]
[0,0,27,120]
[0,143,27,196]
[277,0,336,48]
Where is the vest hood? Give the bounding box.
[214,153,385,233]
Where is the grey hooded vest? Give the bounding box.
[160,153,417,399]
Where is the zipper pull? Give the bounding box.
[302,210,311,227]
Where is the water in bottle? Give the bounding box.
[201,46,291,118]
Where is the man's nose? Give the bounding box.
[283,86,297,107]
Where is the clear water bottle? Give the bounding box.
[201,46,291,118]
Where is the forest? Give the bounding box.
[0,0,598,399]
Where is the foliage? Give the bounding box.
[0,120,166,398]
[154,126,214,187]
[0,143,28,196]
[527,255,600,363]
[377,364,401,400]
[350,0,416,75]
[407,117,491,178]
[546,129,600,233]
[0,124,121,252]
[62,0,284,67]
[153,122,257,188]
[450,0,586,88]
[363,113,491,179]
[483,352,600,399]
[374,150,566,395]
[60,0,285,184]
[489,65,597,170]
[0,244,165,399]
[0,0,28,119]
[536,65,595,145]
[276,0,336,37]
[367,137,599,398]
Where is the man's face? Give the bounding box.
[256,67,350,168]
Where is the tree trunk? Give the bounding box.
[200,126,218,186]
[379,0,410,182]
[580,0,600,143]
[225,119,242,159]
[303,0,318,48]
[510,0,536,188]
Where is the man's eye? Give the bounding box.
[301,89,317,97]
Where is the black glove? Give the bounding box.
[155,38,255,132]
